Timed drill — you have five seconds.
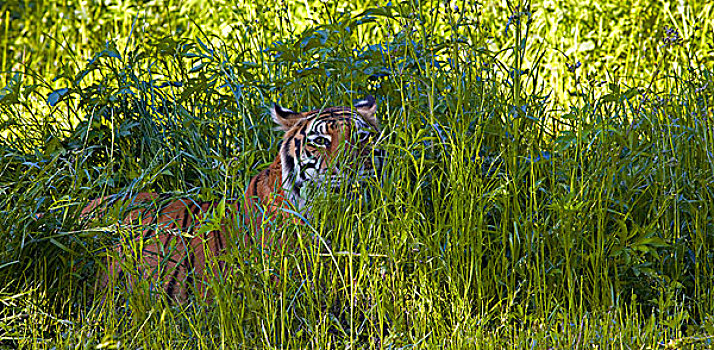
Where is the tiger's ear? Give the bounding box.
[271,103,302,131]
[354,95,378,128]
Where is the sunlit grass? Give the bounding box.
[1,0,714,349]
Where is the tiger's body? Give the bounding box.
[91,96,381,302]
[86,192,241,301]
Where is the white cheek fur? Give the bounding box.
[303,166,318,179]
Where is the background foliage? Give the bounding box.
[1,0,714,348]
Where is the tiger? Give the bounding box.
[244,95,381,229]
[88,96,382,302]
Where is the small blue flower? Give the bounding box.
[566,61,581,73]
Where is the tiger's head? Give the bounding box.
[271,95,382,210]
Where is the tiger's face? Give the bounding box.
[271,96,382,210]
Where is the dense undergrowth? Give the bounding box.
[1,0,714,348]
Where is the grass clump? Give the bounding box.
[2,0,714,348]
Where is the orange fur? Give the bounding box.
[90,193,241,302]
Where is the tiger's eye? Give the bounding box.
[312,136,330,147]
[355,130,372,143]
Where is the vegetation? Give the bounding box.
[1,0,714,348]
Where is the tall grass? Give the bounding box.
[1,0,714,348]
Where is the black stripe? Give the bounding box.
[284,154,294,173]
[315,112,351,123]
[179,202,191,230]
[165,201,194,299]
[186,248,194,296]
[167,204,192,299]
[216,206,225,253]
[190,202,204,232]
[143,228,154,245]
[165,260,179,298]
